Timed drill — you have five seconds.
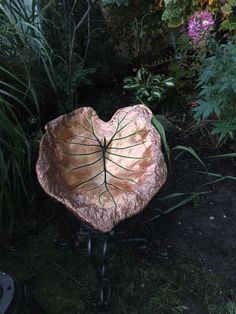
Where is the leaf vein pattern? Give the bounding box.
[60,113,149,209]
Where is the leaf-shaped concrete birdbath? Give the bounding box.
[36,105,167,232]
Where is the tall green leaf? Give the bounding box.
[173,145,207,170]
[152,115,170,166]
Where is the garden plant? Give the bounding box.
[0,0,235,313]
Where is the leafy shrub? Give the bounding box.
[101,0,128,6]
[0,0,56,113]
[39,0,98,105]
[0,101,31,236]
[0,0,106,236]
[99,0,168,69]
[0,0,54,236]
[54,62,95,106]
[123,67,174,111]
[161,0,196,27]
[193,38,236,144]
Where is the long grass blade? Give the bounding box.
[206,152,236,159]
[146,192,208,222]
[162,192,207,214]
[0,65,28,88]
[197,171,236,185]
[173,145,207,169]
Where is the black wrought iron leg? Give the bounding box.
[87,234,111,309]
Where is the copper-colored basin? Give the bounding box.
[36,105,167,232]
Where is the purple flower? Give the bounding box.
[187,11,215,46]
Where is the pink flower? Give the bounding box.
[187,11,215,46]
[190,101,198,108]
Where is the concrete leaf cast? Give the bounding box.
[36,105,167,232]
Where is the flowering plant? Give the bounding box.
[187,11,215,46]
[193,39,236,144]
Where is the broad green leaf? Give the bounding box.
[152,115,170,166]
[152,91,161,98]
[164,81,175,87]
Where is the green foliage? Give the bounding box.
[123,68,174,110]
[54,62,95,98]
[220,1,236,33]
[0,0,54,235]
[101,0,128,6]
[0,0,98,236]
[226,302,236,314]
[220,19,236,33]
[161,0,196,27]
[39,0,98,106]
[200,171,236,185]
[152,115,170,165]
[0,100,31,236]
[193,38,236,144]
[129,11,166,64]
[101,0,167,67]
[147,192,207,222]
[0,0,55,113]
[173,145,207,169]
[206,152,236,159]
[199,151,236,184]
[168,32,212,86]
[152,115,206,175]
[221,0,236,15]
[55,62,96,113]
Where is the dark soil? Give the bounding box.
[151,154,236,313]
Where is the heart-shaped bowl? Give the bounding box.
[36,105,167,232]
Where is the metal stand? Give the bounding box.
[87,233,110,311]
[55,200,167,311]
[75,223,111,311]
